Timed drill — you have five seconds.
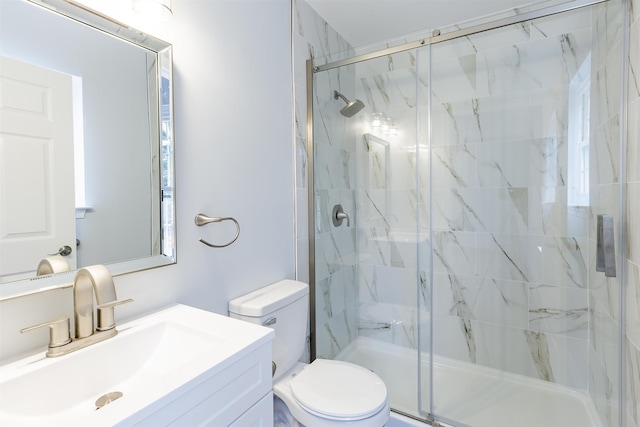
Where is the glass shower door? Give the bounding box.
[312,50,427,419]
[424,2,623,426]
[309,2,624,425]
[311,60,360,363]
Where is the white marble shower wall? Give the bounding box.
[426,8,597,391]
[350,4,628,402]
[292,0,360,360]
[312,61,360,358]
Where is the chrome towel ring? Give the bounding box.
[195,214,240,248]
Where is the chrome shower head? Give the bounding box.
[334,90,365,118]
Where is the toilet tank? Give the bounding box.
[228,280,308,380]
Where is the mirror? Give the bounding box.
[0,0,175,299]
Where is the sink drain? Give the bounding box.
[95,391,123,410]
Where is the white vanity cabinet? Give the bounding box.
[118,323,274,427]
[0,305,274,427]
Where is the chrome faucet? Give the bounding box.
[20,265,133,357]
[74,265,117,338]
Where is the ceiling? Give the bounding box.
[74,0,545,49]
[303,0,543,48]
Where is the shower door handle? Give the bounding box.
[596,214,616,278]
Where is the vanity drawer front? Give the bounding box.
[228,392,273,427]
[125,342,272,427]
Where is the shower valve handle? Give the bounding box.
[332,204,350,227]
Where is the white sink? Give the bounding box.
[0,304,274,426]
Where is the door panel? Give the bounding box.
[0,56,76,280]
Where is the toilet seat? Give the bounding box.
[289,359,388,421]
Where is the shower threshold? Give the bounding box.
[336,337,603,427]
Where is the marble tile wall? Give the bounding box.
[353,50,425,352]
[292,0,358,360]
[297,1,636,425]
[352,4,629,406]
[626,0,640,425]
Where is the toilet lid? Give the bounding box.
[289,359,387,420]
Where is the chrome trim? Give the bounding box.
[21,265,132,357]
[332,204,350,227]
[618,1,630,424]
[47,246,73,257]
[20,317,71,349]
[97,298,134,331]
[262,317,277,327]
[306,58,317,361]
[313,0,607,73]
[388,409,427,423]
[194,214,241,248]
[73,265,117,339]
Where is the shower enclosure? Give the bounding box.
[307,0,627,426]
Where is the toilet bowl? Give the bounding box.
[274,361,390,427]
[228,280,390,427]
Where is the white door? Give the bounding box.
[0,56,77,280]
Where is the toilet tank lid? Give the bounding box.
[228,280,308,317]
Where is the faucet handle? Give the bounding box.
[332,204,350,227]
[96,299,134,332]
[21,317,71,348]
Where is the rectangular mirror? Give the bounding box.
[0,0,175,299]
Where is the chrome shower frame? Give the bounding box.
[311,0,606,73]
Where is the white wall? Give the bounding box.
[0,0,294,362]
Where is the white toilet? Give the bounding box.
[229,280,390,427]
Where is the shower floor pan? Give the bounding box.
[336,337,602,427]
